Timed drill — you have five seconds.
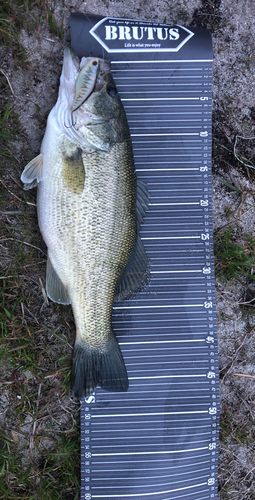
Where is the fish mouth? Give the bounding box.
[55,49,116,151]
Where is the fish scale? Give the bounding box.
[68,12,220,500]
[40,140,136,340]
[21,48,148,397]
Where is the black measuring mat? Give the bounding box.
[71,14,219,500]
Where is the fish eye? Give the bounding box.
[107,85,118,98]
[92,60,98,66]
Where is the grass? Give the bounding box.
[220,404,254,446]
[214,226,255,284]
[0,3,80,498]
[0,180,80,498]
[46,4,63,39]
[215,183,255,498]
[191,0,224,32]
[37,435,80,500]
[219,394,255,498]
[0,99,21,157]
[0,0,63,65]
[0,257,80,498]
[0,426,80,499]
[0,2,254,499]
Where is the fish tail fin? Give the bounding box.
[72,337,128,398]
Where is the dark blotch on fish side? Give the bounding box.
[62,147,85,194]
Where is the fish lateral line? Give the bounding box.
[20,47,150,399]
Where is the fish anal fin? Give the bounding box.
[72,337,128,398]
[20,154,43,190]
[46,256,70,305]
[114,234,150,302]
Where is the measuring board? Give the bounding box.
[71,13,219,500]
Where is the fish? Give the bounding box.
[20,47,149,398]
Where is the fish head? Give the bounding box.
[75,59,129,151]
[54,49,129,152]
[86,66,121,118]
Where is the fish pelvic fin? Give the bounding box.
[72,337,129,398]
[20,154,43,189]
[46,255,71,305]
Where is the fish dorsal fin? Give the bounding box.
[114,179,150,301]
[46,256,71,305]
[136,179,150,227]
[114,234,150,302]
[20,154,43,190]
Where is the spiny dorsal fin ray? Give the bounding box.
[114,178,150,301]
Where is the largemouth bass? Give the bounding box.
[21,48,149,398]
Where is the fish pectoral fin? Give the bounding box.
[46,256,71,305]
[136,178,150,228]
[20,154,43,190]
[72,337,129,398]
[114,233,150,302]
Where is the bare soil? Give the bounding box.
[1,1,255,499]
